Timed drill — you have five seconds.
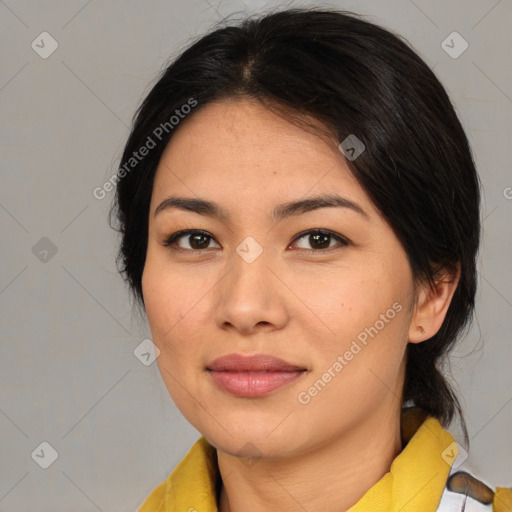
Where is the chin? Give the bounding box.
[199,420,307,461]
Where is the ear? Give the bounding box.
[408,263,460,344]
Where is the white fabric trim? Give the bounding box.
[435,456,493,512]
[435,488,492,512]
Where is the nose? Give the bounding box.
[212,247,289,336]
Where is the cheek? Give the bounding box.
[141,265,166,336]
[142,262,182,360]
[301,267,394,329]
[142,258,188,332]
[302,261,411,360]
[142,261,209,368]
[143,266,199,407]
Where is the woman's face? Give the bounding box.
[142,97,418,458]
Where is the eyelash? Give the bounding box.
[160,227,350,254]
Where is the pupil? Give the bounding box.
[311,233,329,249]
[191,234,209,249]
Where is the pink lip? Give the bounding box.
[207,354,307,397]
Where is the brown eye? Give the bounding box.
[290,229,350,252]
[161,228,349,253]
[161,230,219,251]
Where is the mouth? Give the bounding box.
[207,353,306,372]
[206,353,308,397]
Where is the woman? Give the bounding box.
[110,7,511,512]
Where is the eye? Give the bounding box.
[289,229,350,252]
[161,228,349,253]
[161,229,219,251]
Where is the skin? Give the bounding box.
[141,97,459,512]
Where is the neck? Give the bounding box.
[217,403,403,512]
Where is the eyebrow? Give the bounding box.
[154,194,369,222]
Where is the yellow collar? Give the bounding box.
[139,408,458,512]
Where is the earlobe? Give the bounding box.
[408,264,460,344]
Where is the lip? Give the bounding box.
[207,353,307,397]
[208,353,305,372]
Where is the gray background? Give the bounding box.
[1,0,511,510]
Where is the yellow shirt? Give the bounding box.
[138,408,511,512]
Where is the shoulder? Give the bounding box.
[137,479,166,512]
[136,436,219,512]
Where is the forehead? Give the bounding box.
[151,98,374,218]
